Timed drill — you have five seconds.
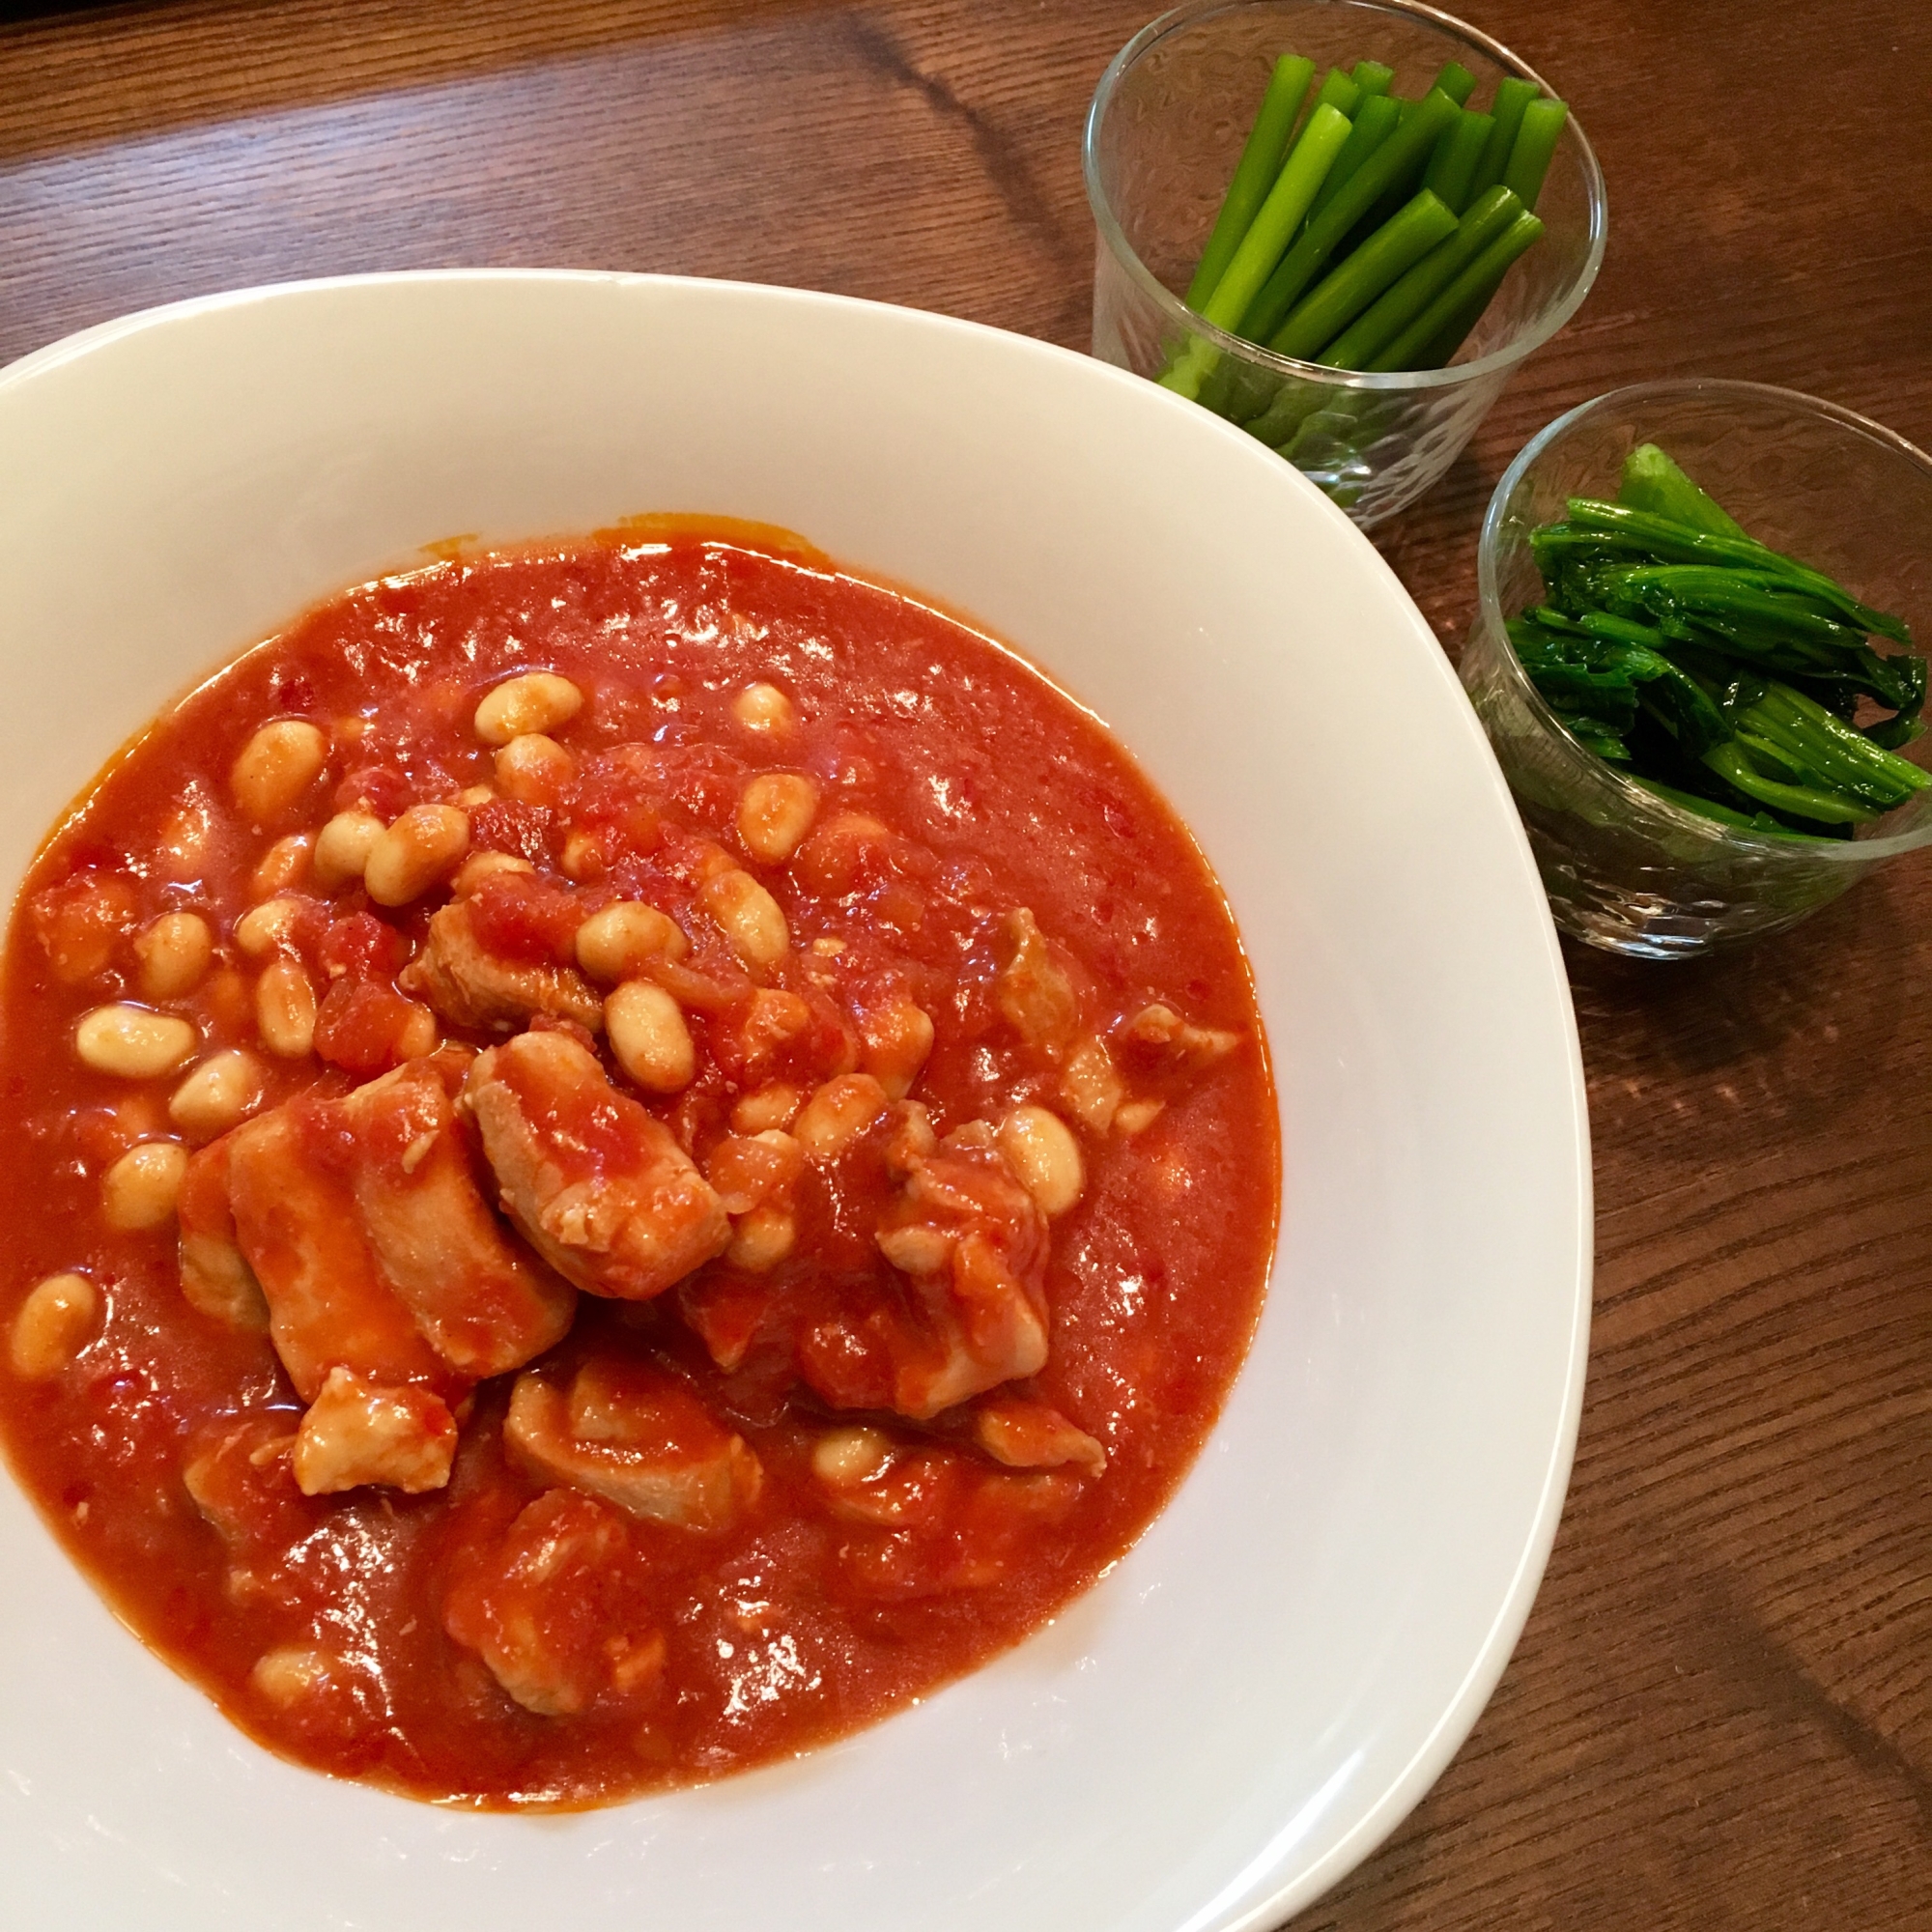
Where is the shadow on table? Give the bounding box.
[1562,866,1914,1134]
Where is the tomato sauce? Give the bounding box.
[0,530,1278,1807]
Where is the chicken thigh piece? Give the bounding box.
[176,1137,270,1332]
[868,1129,1053,1419]
[400,898,603,1035]
[224,1099,448,1403]
[461,1030,730,1300]
[338,1052,576,1378]
[442,1488,665,1717]
[505,1357,762,1532]
[221,1051,578,1404]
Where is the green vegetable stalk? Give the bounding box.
[1268,188,1459,360]
[1315,185,1521,369]
[1423,107,1495,214]
[1501,96,1568,208]
[1468,75,1539,198]
[1368,209,1543,369]
[1308,93,1402,216]
[1238,84,1460,341]
[1184,54,1317,309]
[1153,47,1574,508]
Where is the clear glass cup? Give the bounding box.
[1462,379,1932,959]
[1083,0,1606,527]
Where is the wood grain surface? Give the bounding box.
[3,1,1929,1925]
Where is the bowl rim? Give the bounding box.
[0,267,1593,1932]
[1475,374,1932,864]
[1081,0,1609,394]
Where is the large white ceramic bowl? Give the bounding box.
[0,272,1589,1931]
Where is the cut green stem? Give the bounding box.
[1184,53,1317,308]
[1350,59,1394,98]
[1502,96,1568,209]
[1236,84,1460,342]
[1269,188,1460,358]
[1616,443,1748,540]
[1469,76,1539,198]
[1423,106,1494,213]
[1368,208,1543,368]
[1305,64,1361,122]
[1316,185,1522,367]
[1430,60,1477,105]
[1198,102,1352,331]
[1308,91,1402,216]
[1702,742,1881,824]
[1630,777,1825,838]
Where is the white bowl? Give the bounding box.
[0,272,1589,1931]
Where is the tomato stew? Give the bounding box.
[0,530,1278,1807]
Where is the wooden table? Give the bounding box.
[4,2,1928,1924]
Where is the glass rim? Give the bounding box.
[1081,0,1609,395]
[1477,376,1932,864]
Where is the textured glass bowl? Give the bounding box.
[1463,380,1932,959]
[1084,0,1606,526]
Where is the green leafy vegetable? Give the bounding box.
[1510,443,1927,836]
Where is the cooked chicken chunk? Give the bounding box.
[867,1128,1052,1420]
[223,1052,577,1400]
[338,1053,576,1378]
[1058,1035,1124,1135]
[226,1101,448,1402]
[970,1396,1107,1478]
[176,1138,270,1331]
[994,908,1079,1051]
[461,1030,730,1300]
[399,897,603,1035]
[441,1488,655,1717]
[291,1365,458,1495]
[1120,1002,1242,1067]
[505,1359,762,1532]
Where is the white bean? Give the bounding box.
[726,1206,796,1271]
[998,1105,1085,1216]
[10,1272,99,1378]
[364,805,469,906]
[473,672,582,747]
[731,682,795,736]
[168,1049,267,1140]
[256,959,318,1059]
[453,850,534,895]
[699,869,788,970]
[811,1426,892,1487]
[231,719,327,825]
[101,1140,190,1231]
[74,1005,196,1079]
[249,834,312,899]
[249,1647,337,1709]
[494,732,576,804]
[860,997,934,1100]
[234,895,305,959]
[396,1002,439,1059]
[730,1082,804,1134]
[312,808,385,888]
[574,901,688,983]
[132,911,213,1000]
[561,831,606,882]
[737,772,820,864]
[605,980,696,1094]
[793,1074,889,1159]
